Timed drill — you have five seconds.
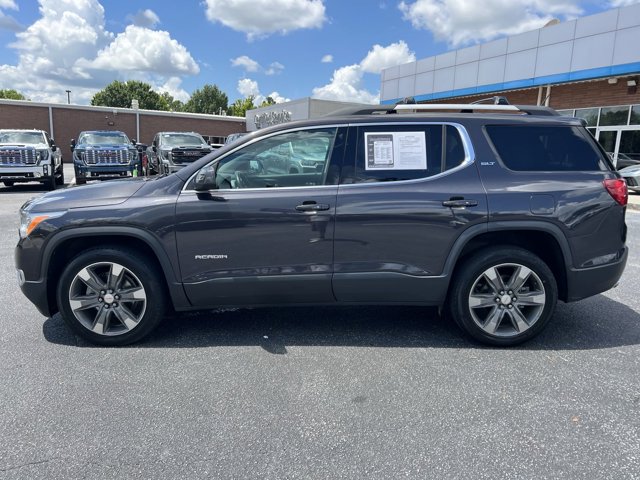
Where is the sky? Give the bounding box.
[0,0,637,107]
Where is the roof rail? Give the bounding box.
[328,103,560,117]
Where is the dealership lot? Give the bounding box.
[1,172,639,479]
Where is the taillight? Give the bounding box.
[604,178,628,206]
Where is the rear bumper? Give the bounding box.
[565,247,628,302]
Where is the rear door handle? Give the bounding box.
[295,203,330,212]
[442,199,478,208]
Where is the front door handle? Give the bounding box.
[295,202,330,212]
[442,198,478,208]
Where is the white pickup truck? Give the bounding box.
[0,129,63,190]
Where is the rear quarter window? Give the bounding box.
[486,125,608,171]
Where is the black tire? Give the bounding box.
[56,247,166,346]
[45,174,57,191]
[56,165,64,185]
[3,181,14,187]
[74,166,86,185]
[448,246,558,347]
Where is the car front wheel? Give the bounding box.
[57,248,166,345]
[449,247,558,346]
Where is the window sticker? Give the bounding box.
[365,132,427,170]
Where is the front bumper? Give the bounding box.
[0,164,52,181]
[565,246,628,302]
[74,160,138,179]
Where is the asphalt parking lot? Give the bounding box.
[0,167,639,479]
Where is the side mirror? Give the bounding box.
[70,138,76,151]
[152,145,157,153]
[132,138,137,145]
[194,165,216,191]
[51,145,58,152]
[152,140,157,147]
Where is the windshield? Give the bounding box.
[0,131,45,144]
[78,132,130,145]
[161,134,206,146]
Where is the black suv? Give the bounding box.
[15,102,628,346]
[146,131,213,175]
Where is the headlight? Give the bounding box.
[36,149,50,162]
[160,149,172,161]
[19,210,66,239]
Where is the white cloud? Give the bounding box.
[399,0,583,47]
[237,78,290,104]
[128,9,160,28]
[265,61,284,75]
[0,11,22,31]
[204,0,326,39]
[0,0,17,9]
[312,41,416,104]
[231,55,260,72]
[321,54,333,63]
[312,65,378,104]
[360,41,415,73]
[0,0,199,103]
[238,78,260,98]
[157,76,190,103]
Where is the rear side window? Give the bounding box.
[486,125,607,171]
[348,125,467,183]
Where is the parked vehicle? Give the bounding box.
[607,151,640,170]
[16,101,628,346]
[224,132,247,145]
[618,164,640,192]
[146,132,212,175]
[0,129,63,190]
[71,130,139,184]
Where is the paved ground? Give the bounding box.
[0,169,638,479]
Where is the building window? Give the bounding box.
[599,106,630,126]
[574,108,599,127]
[630,105,640,125]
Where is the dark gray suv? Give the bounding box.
[15,102,628,346]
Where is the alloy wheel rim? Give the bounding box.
[468,263,546,338]
[68,262,147,336]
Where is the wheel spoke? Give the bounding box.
[483,267,506,294]
[507,307,529,333]
[115,304,140,330]
[507,266,532,294]
[69,294,101,312]
[482,307,505,334]
[77,267,105,293]
[91,307,110,334]
[107,263,125,291]
[516,292,546,306]
[118,286,146,302]
[469,293,497,308]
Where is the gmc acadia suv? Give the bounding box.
[15,101,628,346]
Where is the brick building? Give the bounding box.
[380,4,640,164]
[0,99,246,161]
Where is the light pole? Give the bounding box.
[65,90,71,104]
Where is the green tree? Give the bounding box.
[228,96,256,117]
[0,89,26,100]
[159,91,184,112]
[183,84,228,114]
[91,80,168,110]
[259,96,276,107]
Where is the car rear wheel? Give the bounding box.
[55,165,64,185]
[57,248,166,346]
[449,247,557,346]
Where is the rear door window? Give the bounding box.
[486,125,608,171]
[347,124,467,183]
